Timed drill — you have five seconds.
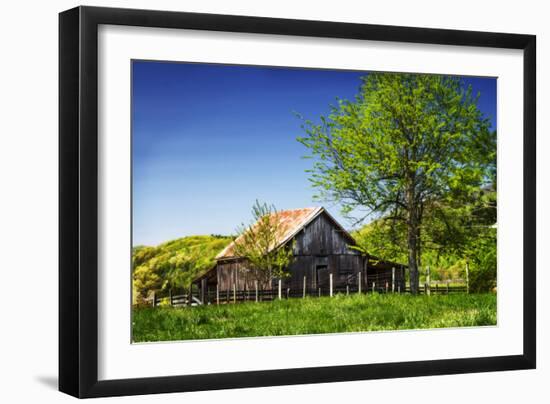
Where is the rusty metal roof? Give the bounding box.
[216,207,326,260]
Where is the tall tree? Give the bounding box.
[298,73,495,294]
[232,200,294,287]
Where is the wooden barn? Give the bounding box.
[193,207,405,302]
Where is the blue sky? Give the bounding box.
[132,61,497,246]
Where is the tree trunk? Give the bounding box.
[407,186,420,294]
[407,225,419,294]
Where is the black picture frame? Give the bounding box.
[59,5,536,398]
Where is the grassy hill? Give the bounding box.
[132,235,232,304]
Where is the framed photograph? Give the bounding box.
[59,6,536,398]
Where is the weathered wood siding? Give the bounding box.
[286,212,363,290]
[292,212,359,256]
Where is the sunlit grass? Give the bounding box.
[132,293,496,342]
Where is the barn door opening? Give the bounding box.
[316,264,329,289]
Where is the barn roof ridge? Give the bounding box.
[215,206,355,260]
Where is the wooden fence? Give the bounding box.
[144,276,468,308]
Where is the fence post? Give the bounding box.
[358,272,362,294]
[329,273,333,297]
[318,287,321,297]
[385,281,388,293]
[392,267,395,293]
[216,284,219,305]
[169,289,173,306]
[346,285,349,295]
[466,261,470,294]
[303,276,306,298]
[233,283,236,303]
[255,280,258,302]
[152,291,156,308]
[287,288,290,299]
[278,279,282,300]
[426,266,431,296]
[372,282,375,293]
[188,286,193,307]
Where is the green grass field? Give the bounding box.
[132,293,496,342]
